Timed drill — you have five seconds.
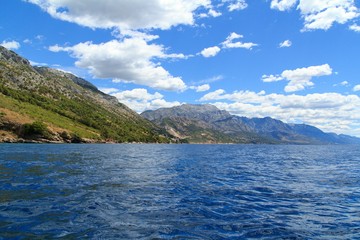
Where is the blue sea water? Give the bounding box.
[0,144,360,239]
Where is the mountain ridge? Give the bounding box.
[142,104,360,144]
[1,46,359,144]
[0,46,170,143]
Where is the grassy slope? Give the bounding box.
[0,83,169,143]
[0,55,169,143]
[0,93,100,139]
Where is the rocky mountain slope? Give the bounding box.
[141,104,360,144]
[0,46,170,143]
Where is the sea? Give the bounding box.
[0,144,360,239]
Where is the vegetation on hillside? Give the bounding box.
[0,82,169,143]
[0,46,171,143]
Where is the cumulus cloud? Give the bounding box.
[27,1,211,92]
[279,40,292,48]
[200,0,247,16]
[105,88,181,113]
[199,89,360,136]
[270,0,359,31]
[300,0,359,31]
[208,9,222,17]
[200,46,221,58]
[226,0,248,11]
[199,33,256,58]
[49,38,187,91]
[354,85,360,92]
[189,84,211,92]
[1,40,20,50]
[222,32,258,49]
[220,0,248,12]
[350,24,360,32]
[271,0,297,11]
[26,0,211,31]
[262,64,333,92]
[198,8,222,18]
[262,74,284,82]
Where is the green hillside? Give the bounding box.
[0,46,170,143]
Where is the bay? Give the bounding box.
[0,144,360,239]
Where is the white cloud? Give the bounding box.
[279,39,292,48]
[227,0,248,11]
[98,87,119,94]
[1,40,20,50]
[49,38,187,91]
[109,88,182,113]
[199,89,360,136]
[333,81,349,87]
[196,84,211,92]
[199,32,256,58]
[271,0,297,11]
[281,64,333,92]
[222,32,258,49]
[190,84,211,92]
[200,46,221,58]
[299,0,359,31]
[29,60,48,66]
[35,35,45,41]
[112,29,160,41]
[350,24,360,32]
[26,0,210,31]
[205,75,224,83]
[197,8,222,18]
[200,89,227,101]
[262,74,283,82]
[114,88,163,101]
[270,0,359,31]
[194,75,224,85]
[23,39,32,44]
[48,45,65,52]
[221,0,248,12]
[354,85,360,92]
[263,64,333,92]
[208,9,222,17]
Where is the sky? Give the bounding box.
[1,0,360,137]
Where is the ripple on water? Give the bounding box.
[0,144,360,239]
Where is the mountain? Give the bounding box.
[141,104,360,144]
[2,46,358,145]
[0,46,170,143]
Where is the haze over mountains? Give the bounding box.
[0,46,359,144]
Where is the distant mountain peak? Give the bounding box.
[142,104,360,144]
[177,103,220,111]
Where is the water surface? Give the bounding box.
[1,144,360,239]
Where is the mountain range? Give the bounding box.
[142,104,360,144]
[1,46,359,144]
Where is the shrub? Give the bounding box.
[70,132,83,143]
[60,131,70,140]
[22,121,50,138]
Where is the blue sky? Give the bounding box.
[1,0,360,136]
